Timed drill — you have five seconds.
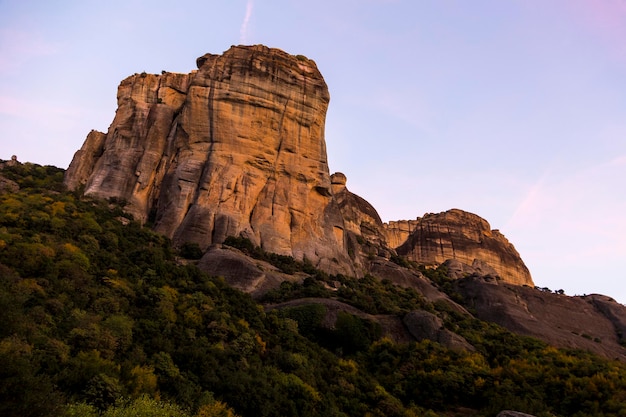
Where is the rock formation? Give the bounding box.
[403,310,474,351]
[393,209,533,286]
[65,45,358,274]
[455,276,626,360]
[265,298,450,346]
[64,45,532,287]
[197,245,305,298]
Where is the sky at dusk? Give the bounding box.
[1,1,625,304]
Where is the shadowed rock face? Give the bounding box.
[403,310,475,351]
[455,277,626,360]
[394,209,533,286]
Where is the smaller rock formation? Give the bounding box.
[265,298,473,346]
[403,310,474,351]
[0,157,21,194]
[368,258,470,315]
[443,258,499,282]
[393,209,533,286]
[63,130,107,191]
[587,294,626,346]
[331,172,393,267]
[3,155,19,167]
[197,245,302,297]
[384,219,420,249]
[455,276,626,360]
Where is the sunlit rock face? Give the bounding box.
[394,209,534,286]
[64,45,356,274]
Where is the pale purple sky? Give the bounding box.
[1,0,625,303]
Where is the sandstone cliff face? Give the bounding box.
[383,219,420,249]
[394,209,533,286]
[65,45,355,274]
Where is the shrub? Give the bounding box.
[179,242,204,260]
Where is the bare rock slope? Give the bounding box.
[455,277,626,360]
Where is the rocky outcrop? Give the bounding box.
[403,310,474,351]
[455,276,626,360]
[63,130,107,191]
[197,245,303,297]
[587,294,626,345]
[0,156,21,194]
[265,298,468,346]
[395,209,533,286]
[443,258,499,281]
[65,45,357,274]
[383,219,420,249]
[331,172,394,268]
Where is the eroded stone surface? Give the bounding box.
[65,45,357,274]
[456,277,626,360]
[395,209,533,286]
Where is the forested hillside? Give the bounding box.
[2,161,626,417]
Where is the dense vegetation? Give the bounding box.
[2,161,626,416]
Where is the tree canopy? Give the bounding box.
[1,162,626,417]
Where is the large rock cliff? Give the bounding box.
[65,45,356,274]
[64,45,533,286]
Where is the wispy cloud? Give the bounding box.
[239,0,254,44]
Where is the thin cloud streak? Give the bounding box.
[239,0,254,44]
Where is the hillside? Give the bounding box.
[2,160,626,417]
